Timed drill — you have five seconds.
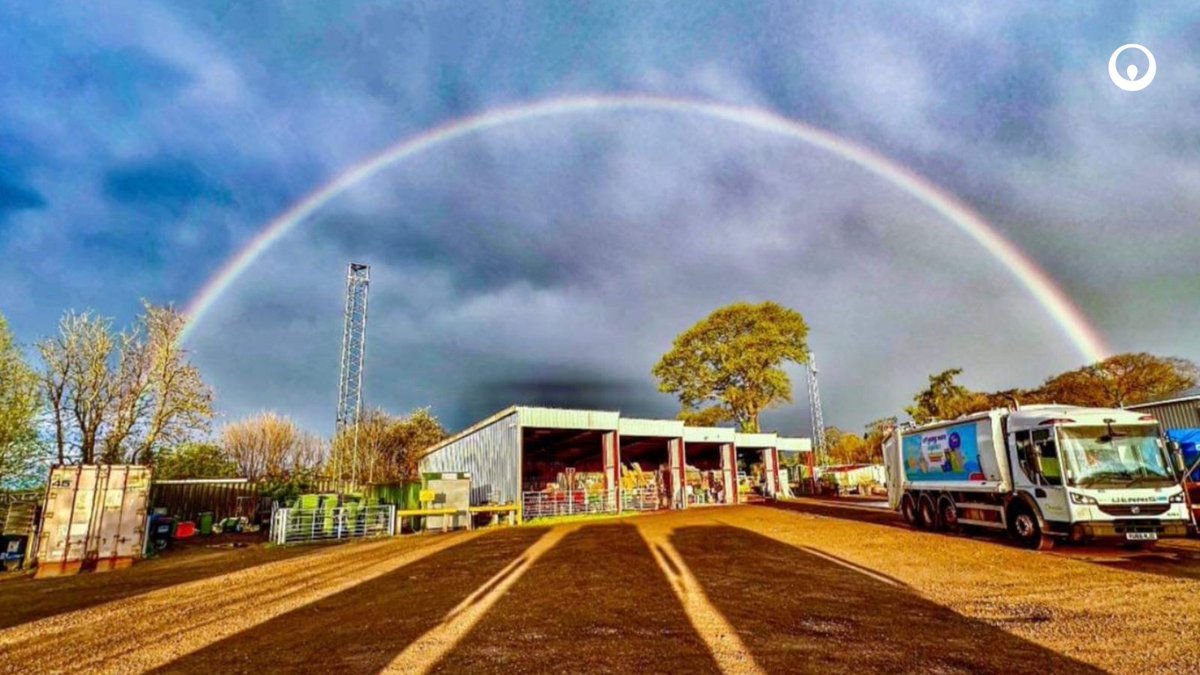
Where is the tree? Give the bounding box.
[1033,353,1198,408]
[905,368,990,424]
[824,426,869,465]
[37,303,214,465]
[0,313,43,488]
[653,302,809,433]
[222,412,325,481]
[153,442,238,480]
[330,407,448,485]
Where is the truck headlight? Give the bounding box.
[1169,492,1186,503]
[1069,492,1098,505]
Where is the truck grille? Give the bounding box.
[1098,503,1170,517]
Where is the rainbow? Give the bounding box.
[180,94,1109,363]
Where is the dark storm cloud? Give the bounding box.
[0,180,45,214]
[3,0,1199,439]
[103,157,232,207]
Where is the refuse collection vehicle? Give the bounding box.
[883,405,1193,550]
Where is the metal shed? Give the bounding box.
[1126,387,1200,430]
[421,406,811,521]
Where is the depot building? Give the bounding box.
[419,406,813,522]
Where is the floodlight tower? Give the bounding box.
[806,351,827,466]
[336,263,370,433]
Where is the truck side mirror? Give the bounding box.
[1167,441,1185,475]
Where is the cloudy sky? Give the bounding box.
[2,1,1198,437]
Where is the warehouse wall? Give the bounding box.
[421,410,520,506]
[1134,400,1200,430]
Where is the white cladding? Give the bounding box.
[775,437,812,452]
[683,426,736,443]
[619,417,685,438]
[734,432,778,448]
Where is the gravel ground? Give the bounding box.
[0,503,1196,674]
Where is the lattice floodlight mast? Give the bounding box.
[336,263,370,434]
[806,351,827,466]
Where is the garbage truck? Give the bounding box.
[883,405,1193,550]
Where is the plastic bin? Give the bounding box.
[198,512,214,536]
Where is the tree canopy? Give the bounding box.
[905,354,1198,425]
[653,302,809,433]
[0,313,43,488]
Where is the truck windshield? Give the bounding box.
[1057,425,1174,488]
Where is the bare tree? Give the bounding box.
[222,412,324,481]
[37,304,214,465]
[330,407,447,485]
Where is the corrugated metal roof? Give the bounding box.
[618,417,684,438]
[682,426,736,443]
[734,432,777,448]
[516,406,620,430]
[775,436,812,452]
[1127,386,1200,409]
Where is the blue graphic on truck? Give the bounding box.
[903,422,983,482]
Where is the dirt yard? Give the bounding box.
[2,501,1198,674]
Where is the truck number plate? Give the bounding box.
[1126,532,1157,541]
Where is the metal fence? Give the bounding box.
[522,489,618,520]
[270,504,396,545]
[621,486,665,512]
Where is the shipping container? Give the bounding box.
[35,465,151,578]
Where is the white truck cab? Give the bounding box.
[1005,405,1190,546]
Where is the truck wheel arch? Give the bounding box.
[1007,492,1046,530]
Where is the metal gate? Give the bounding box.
[270,504,395,545]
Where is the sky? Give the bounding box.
[1,1,1198,437]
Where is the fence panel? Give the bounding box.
[271,505,395,545]
[521,489,618,520]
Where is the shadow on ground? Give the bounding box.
[671,525,1104,674]
[431,523,721,674]
[0,542,312,630]
[152,528,547,674]
[772,498,1200,583]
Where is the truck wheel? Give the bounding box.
[918,495,939,531]
[1010,506,1054,551]
[938,496,961,534]
[900,493,918,526]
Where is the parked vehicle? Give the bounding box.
[883,405,1192,550]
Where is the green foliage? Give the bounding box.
[0,313,44,488]
[653,302,809,432]
[153,442,239,480]
[903,354,1199,428]
[905,368,989,424]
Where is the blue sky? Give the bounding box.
[2,1,1198,435]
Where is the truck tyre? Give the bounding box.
[1009,505,1054,551]
[918,495,939,531]
[938,496,960,534]
[900,493,918,526]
